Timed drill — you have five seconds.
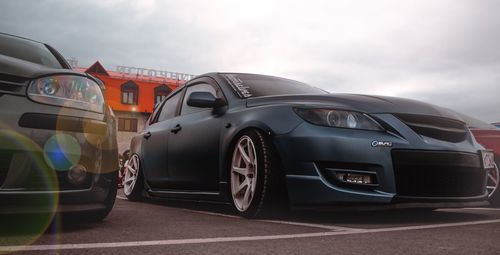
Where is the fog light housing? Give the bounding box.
[335,171,377,185]
[68,164,88,186]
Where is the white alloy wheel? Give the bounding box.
[487,164,499,198]
[231,135,258,212]
[124,154,140,196]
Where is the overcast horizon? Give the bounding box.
[0,0,499,122]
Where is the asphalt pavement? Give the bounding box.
[1,190,500,255]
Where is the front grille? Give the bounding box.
[396,114,467,143]
[25,165,92,191]
[0,150,92,190]
[0,152,13,187]
[392,150,485,197]
[0,73,29,94]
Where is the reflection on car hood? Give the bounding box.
[246,94,464,121]
[0,54,79,79]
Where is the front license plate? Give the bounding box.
[481,150,496,169]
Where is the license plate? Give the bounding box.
[481,150,496,169]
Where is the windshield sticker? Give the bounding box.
[222,74,252,98]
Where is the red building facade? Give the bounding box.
[77,61,194,152]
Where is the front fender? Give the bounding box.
[218,105,304,183]
[129,134,143,158]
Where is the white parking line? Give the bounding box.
[3,218,500,252]
[183,209,362,231]
[257,219,363,232]
[463,207,500,211]
[182,209,240,219]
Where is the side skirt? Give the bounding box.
[147,182,230,202]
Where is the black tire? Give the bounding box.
[488,159,500,207]
[228,129,288,218]
[124,154,145,201]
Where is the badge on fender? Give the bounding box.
[371,140,393,147]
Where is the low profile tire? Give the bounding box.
[123,154,145,201]
[229,129,287,218]
[487,160,500,207]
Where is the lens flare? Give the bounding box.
[43,134,81,171]
[0,129,59,252]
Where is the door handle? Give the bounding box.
[171,124,182,134]
[143,132,152,139]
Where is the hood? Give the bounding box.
[0,54,80,79]
[246,93,464,121]
[0,54,87,95]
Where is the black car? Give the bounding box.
[124,73,491,217]
[0,33,119,221]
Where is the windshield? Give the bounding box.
[221,73,327,98]
[0,33,63,68]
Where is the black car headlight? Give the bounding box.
[294,108,384,131]
[28,75,104,113]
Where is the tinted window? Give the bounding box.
[0,33,63,68]
[157,91,182,122]
[220,73,327,98]
[180,83,217,115]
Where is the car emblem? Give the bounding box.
[371,140,393,147]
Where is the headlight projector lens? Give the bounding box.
[42,79,59,95]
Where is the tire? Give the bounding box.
[488,159,500,207]
[123,154,145,201]
[229,129,287,218]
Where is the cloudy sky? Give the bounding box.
[1,0,499,122]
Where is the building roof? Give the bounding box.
[76,61,187,114]
[75,61,187,85]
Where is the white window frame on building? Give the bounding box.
[121,80,138,105]
[154,84,172,106]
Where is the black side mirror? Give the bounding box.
[187,91,226,108]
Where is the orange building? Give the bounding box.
[77,61,194,152]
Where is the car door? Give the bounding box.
[166,79,226,191]
[141,90,183,189]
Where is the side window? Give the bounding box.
[180,83,217,116]
[157,91,182,122]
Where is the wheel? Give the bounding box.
[487,160,500,207]
[123,154,145,201]
[229,129,287,218]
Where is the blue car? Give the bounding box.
[124,73,491,217]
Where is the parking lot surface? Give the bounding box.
[1,191,500,255]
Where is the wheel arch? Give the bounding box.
[219,121,286,189]
[220,122,271,183]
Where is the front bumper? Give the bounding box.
[0,93,116,213]
[274,113,489,208]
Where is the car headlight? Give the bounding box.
[293,108,384,131]
[28,75,104,113]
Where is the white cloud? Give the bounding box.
[1,0,499,122]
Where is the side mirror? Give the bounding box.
[187,91,226,108]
